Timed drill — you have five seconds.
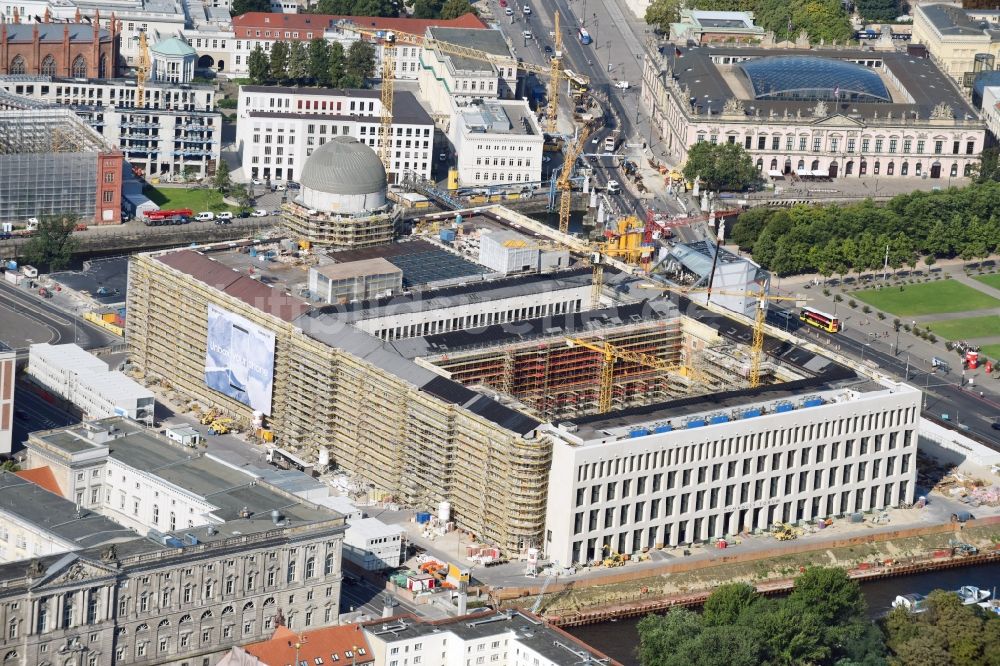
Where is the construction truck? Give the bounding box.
[199,409,218,425]
[208,418,234,435]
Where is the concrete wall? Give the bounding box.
[918,417,1000,468]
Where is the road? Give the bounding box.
[494,0,653,220]
[0,280,117,359]
[9,385,79,453]
[771,304,1000,447]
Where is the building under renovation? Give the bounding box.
[126,208,909,555]
[0,99,121,224]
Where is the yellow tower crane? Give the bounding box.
[344,22,589,164]
[565,336,695,414]
[378,31,396,177]
[558,123,593,235]
[642,283,806,389]
[136,30,149,108]
[547,11,562,134]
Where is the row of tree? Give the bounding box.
[732,181,1000,276]
[855,0,900,23]
[637,567,1000,666]
[246,39,376,88]
[637,568,884,665]
[411,0,479,19]
[647,0,853,43]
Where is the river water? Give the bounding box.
[567,563,1000,666]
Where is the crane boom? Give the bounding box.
[136,31,149,109]
[341,22,590,84]
[378,33,396,177]
[557,125,592,234]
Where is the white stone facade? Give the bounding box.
[235,85,434,183]
[544,382,921,565]
[453,100,544,188]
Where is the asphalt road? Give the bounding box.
[495,0,649,219]
[9,385,79,453]
[0,280,117,359]
[772,305,1000,447]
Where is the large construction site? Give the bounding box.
[0,97,122,224]
[124,196,848,556]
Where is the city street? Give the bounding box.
[768,262,1000,448]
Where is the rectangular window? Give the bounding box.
[889,139,897,153]
[861,139,870,152]
[934,140,943,154]
[847,138,856,153]
[874,139,883,152]
[903,139,912,153]
[830,138,838,152]
[812,137,821,152]
[771,136,780,150]
[798,137,806,151]
[917,140,925,154]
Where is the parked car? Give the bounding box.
[251,209,268,217]
[522,4,531,15]
[505,7,513,15]
[194,211,214,221]
[615,80,630,89]
[251,178,262,185]
[544,45,553,54]
[237,210,251,218]
[287,181,301,190]
[215,218,231,225]
[216,211,234,221]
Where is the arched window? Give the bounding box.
[179,614,192,624]
[40,55,55,77]
[4,650,17,661]
[157,619,170,629]
[965,163,974,176]
[263,597,275,607]
[99,53,107,78]
[135,623,149,632]
[200,610,213,620]
[769,158,778,171]
[810,159,820,171]
[901,162,909,176]
[243,601,255,612]
[874,161,881,175]
[9,56,25,75]
[755,158,763,172]
[324,553,336,576]
[221,606,234,616]
[71,55,87,78]
[305,557,315,579]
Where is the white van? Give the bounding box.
[195,211,214,221]
[523,30,532,39]
[606,180,621,194]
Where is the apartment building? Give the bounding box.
[544,382,921,565]
[235,85,434,183]
[0,75,221,179]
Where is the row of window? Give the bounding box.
[572,481,908,561]
[8,54,95,77]
[762,157,971,178]
[373,299,580,340]
[574,454,911,535]
[703,132,977,156]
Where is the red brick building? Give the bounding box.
[95,151,123,224]
[0,12,120,78]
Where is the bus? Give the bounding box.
[799,306,840,333]
[578,27,592,45]
[144,208,193,226]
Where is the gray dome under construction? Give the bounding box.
[300,136,387,196]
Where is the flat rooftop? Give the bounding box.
[313,257,402,281]
[325,238,489,288]
[0,473,136,551]
[662,46,978,121]
[427,27,512,72]
[363,611,619,664]
[29,418,341,540]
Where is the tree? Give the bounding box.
[247,45,270,84]
[412,0,444,18]
[287,40,310,84]
[231,184,254,212]
[681,142,759,192]
[328,41,346,87]
[702,583,760,627]
[439,0,477,19]
[22,215,78,271]
[645,0,681,34]
[882,590,1000,665]
[213,160,233,193]
[343,40,376,88]
[855,0,898,22]
[308,38,331,86]
[269,41,290,83]
[230,0,271,15]
[312,0,397,16]
[0,460,20,472]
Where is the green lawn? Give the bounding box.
[143,186,235,213]
[974,273,1000,291]
[982,344,1000,360]
[853,280,1000,317]
[925,316,1000,340]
